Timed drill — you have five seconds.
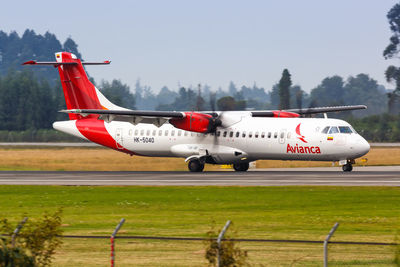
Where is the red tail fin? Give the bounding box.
[56,52,103,119]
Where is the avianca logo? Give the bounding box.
[295,123,307,143]
[287,144,321,154]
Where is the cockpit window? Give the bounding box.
[328,126,339,134]
[339,126,353,134]
[321,126,330,134]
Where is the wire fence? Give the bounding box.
[52,234,399,266]
[3,219,399,266]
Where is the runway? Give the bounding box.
[0,166,399,186]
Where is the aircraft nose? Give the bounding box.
[357,137,370,157]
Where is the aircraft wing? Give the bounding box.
[61,109,185,126]
[251,105,367,117]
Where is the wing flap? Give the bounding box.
[61,109,185,126]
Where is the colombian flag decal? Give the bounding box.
[327,136,334,141]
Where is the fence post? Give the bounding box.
[324,222,339,267]
[217,220,231,267]
[111,218,125,267]
[11,217,28,248]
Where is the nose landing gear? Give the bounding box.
[341,159,355,172]
[342,163,353,172]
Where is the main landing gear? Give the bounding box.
[188,159,205,172]
[233,162,249,172]
[187,160,250,172]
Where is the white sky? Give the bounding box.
[1,0,398,93]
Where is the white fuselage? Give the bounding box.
[54,115,370,164]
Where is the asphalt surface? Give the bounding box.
[0,166,399,186]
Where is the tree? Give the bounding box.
[309,76,345,107]
[278,69,292,110]
[0,210,63,267]
[217,96,246,111]
[100,79,135,109]
[383,3,400,114]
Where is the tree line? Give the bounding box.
[1,13,400,142]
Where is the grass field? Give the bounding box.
[0,146,399,265]
[0,146,399,171]
[0,186,399,266]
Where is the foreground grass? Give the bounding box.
[0,146,398,171]
[0,186,399,266]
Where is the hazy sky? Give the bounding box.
[1,1,398,93]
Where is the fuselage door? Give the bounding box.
[115,128,123,149]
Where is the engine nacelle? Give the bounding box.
[169,112,213,133]
[272,111,300,118]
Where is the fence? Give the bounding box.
[4,219,399,266]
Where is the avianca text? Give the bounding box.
[287,144,321,154]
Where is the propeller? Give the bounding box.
[208,92,222,147]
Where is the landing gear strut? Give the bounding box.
[233,162,249,172]
[188,159,204,172]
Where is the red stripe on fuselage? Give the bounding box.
[76,118,133,155]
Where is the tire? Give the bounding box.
[188,160,204,172]
[342,164,353,172]
[233,162,249,172]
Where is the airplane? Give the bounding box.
[23,52,370,172]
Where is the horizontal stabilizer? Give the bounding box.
[22,60,77,66]
[22,60,110,66]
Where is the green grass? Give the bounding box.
[0,186,399,266]
[0,186,398,240]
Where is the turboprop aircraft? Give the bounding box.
[23,52,370,172]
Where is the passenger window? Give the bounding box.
[280,132,285,139]
[140,129,145,136]
[268,132,271,138]
[223,131,227,137]
[158,130,162,136]
[328,126,339,134]
[321,126,330,134]
[261,132,265,138]
[229,132,233,138]
[165,130,169,136]
[217,131,221,137]
[152,130,156,136]
[129,129,133,136]
[287,132,291,139]
[249,132,253,138]
[134,129,139,136]
[171,130,175,136]
[184,131,188,136]
[242,131,246,138]
[178,130,182,136]
[255,132,259,138]
[191,132,195,137]
[274,132,278,138]
[339,126,352,134]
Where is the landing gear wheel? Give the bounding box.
[342,163,353,172]
[233,162,249,172]
[188,160,204,172]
